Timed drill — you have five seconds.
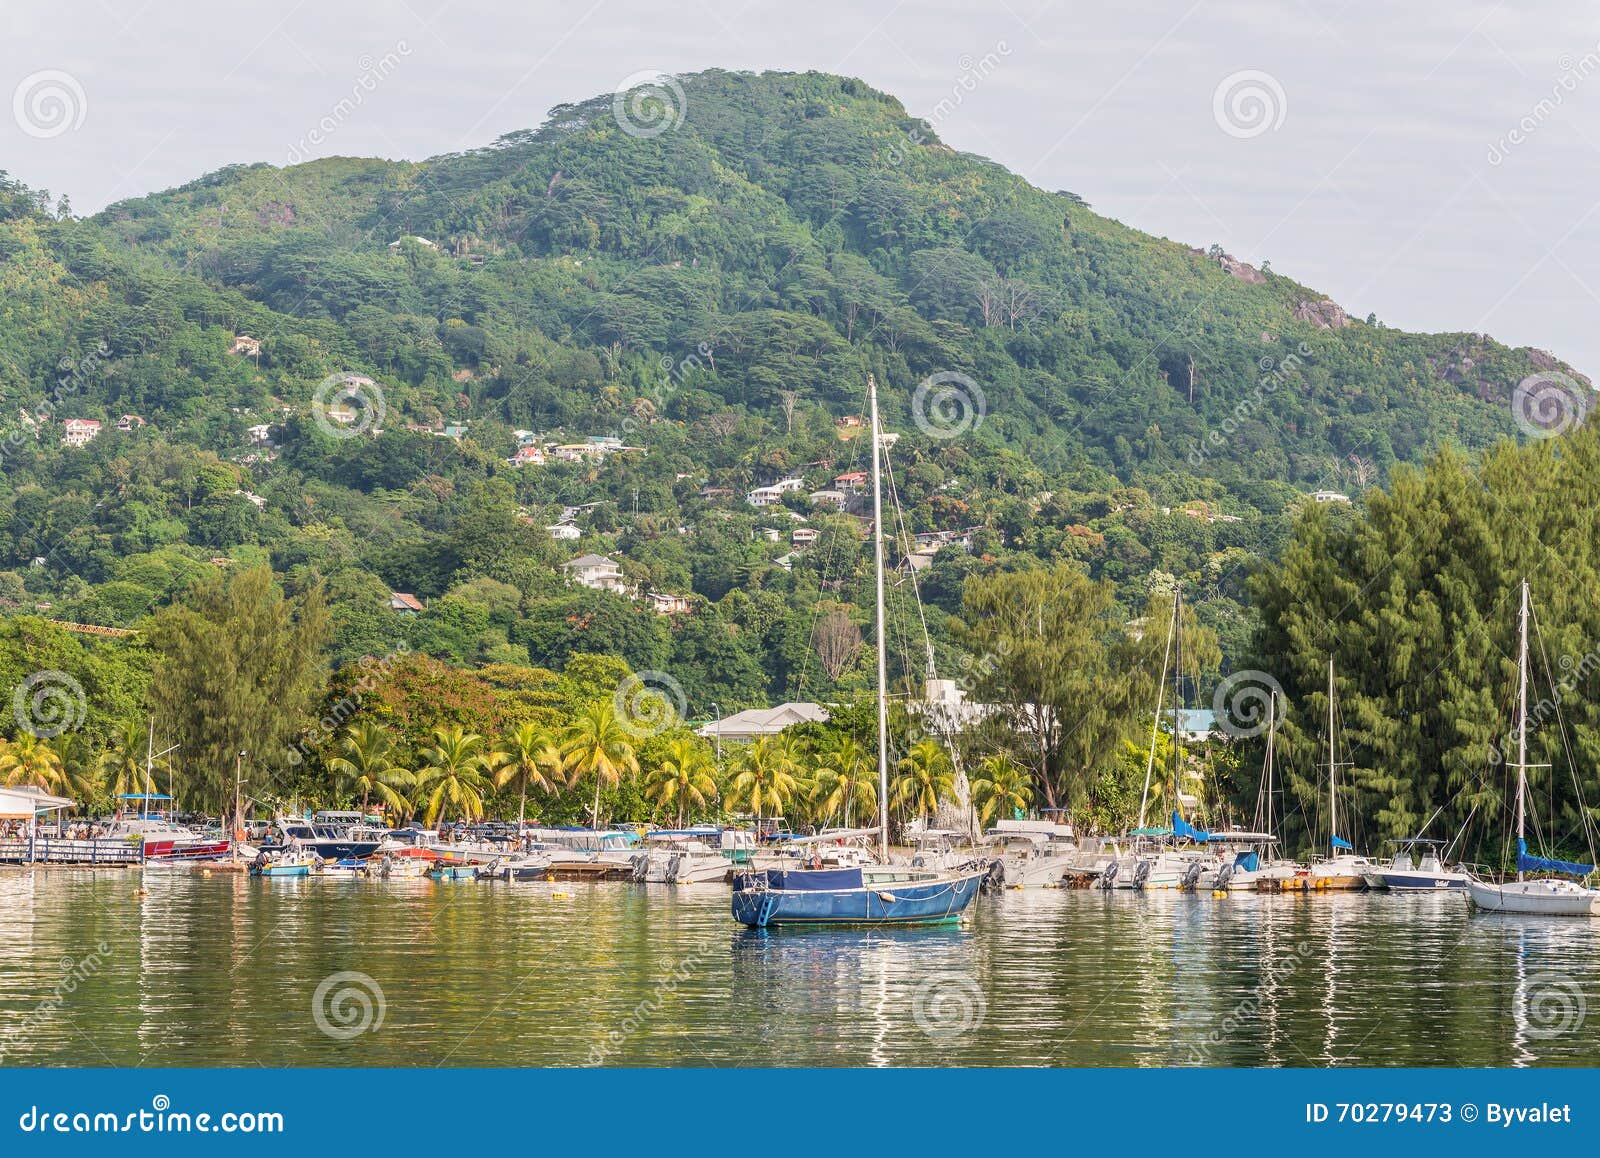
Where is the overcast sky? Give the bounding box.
[5,0,1599,375]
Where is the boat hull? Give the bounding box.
[732,869,985,927]
[1379,870,1468,890]
[144,838,232,861]
[1468,878,1599,916]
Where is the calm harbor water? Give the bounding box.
[2,868,1596,1067]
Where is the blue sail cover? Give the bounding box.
[1331,835,1353,850]
[1517,839,1594,877]
[1171,811,1211,842]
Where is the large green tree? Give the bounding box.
[146,566,331,814]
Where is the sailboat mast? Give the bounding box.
[869,375,890,864]
[1327,658,1336,855]
[1172,587,1182,818]
[1137,595,1176,831]
[1516,577,1529,882]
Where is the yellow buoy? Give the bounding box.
[1212,890,1227,898]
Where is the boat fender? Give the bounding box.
[876,891,898,902]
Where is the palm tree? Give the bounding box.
[560,701,639,830]
[893,738,955,827]
[492,721,564,830]
[48,733,100,811]
[810,734,876,828]
[0,733,67,792]
[416,726,492,828]
[98,719,154,805]
[644,736,717,827]
[326,720,412,819]
[729,735,800,825]
[971,753,1033,827]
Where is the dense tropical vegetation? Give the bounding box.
[0,69,1592,861]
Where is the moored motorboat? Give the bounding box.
[1370,839,1468,890]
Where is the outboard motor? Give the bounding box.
[1214,861,1236,891]
[1180,860,1204,891]
[1099,859,1120,890]
[664,852,683,884]
[981,858,1006,894]
[1132,858,1153,890]
[630,852,649,881]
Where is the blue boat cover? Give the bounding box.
[1234,850,1260,872]
[736,868,866,891]
[1517,838,1594,877]
[1331,835,1353,850]
[1171,811,1210,842]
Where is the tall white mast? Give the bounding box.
[869,376,890,864]
[1516,577,1529,881]
[1327,658,1336,854]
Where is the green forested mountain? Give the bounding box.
[0,69,1587,839]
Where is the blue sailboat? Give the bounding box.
[731,376,990,928]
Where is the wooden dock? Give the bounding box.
[0,837,143,866]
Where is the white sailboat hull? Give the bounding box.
[1468,878,1599,916]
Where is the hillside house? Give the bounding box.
[697,702,830,743]
[389,592,425,614]
[62,419,101,447]
[562,554,627,595]
[647,591,692,615]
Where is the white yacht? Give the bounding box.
[985,818,1082,888]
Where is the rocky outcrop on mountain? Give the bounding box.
[1292,298,1352,329]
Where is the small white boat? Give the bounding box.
[985,819,1081,888]
[1368,839,1469,890]
[634,832,732,884]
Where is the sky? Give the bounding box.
[4,0,1599,375]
